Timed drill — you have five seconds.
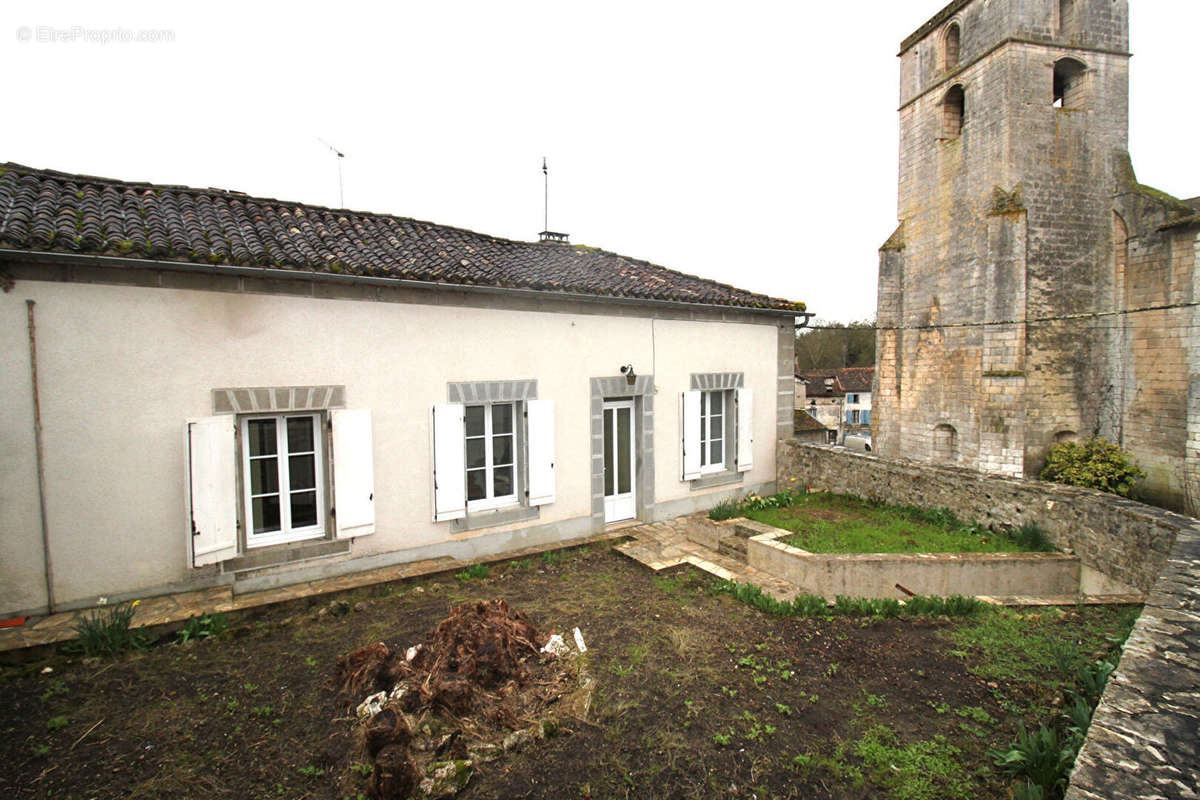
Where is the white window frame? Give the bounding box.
[699,389,730,475]
[240,412,326,548]
[464,402,519,512]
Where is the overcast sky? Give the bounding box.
[3,2,1197,321]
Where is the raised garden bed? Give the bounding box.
[744,492,1041,554]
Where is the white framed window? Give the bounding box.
[241,413,326,547]
[465,402,518,511]
[681,385,753,481]
[187,400,374,568]
[431,396,555,523]
[699,390,729,474]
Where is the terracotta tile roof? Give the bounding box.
[793,409,828,432]
[0,163,804,313]
[795,367,875,396]
[836,367,874,393]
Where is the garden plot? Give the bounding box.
[0,545,1138,800]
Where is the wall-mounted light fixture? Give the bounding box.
[620,364,636,386]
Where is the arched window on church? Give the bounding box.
[942,85,965,138]
[933,424,958,463]
[942,22,961,71]
[1053,58,1088,108]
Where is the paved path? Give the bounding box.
[0,528,634,655]
[614,515,810,601]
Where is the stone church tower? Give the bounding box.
[875,0,1200,511]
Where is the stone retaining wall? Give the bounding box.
[776,440,1185,594]
[776,441,1199,798]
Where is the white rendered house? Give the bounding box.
[0,163,802,617]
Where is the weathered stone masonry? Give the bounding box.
[877,0,1200,513]
[776,440,1175,593]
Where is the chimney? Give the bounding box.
[538,230,570,244]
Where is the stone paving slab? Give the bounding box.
[0,529,631,655]
[615,516,810,601]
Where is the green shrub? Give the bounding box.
[708,500,740,521]
[709,488,806,520]
[791,594,830,617]
[70,601,154,656]
[176,612,227,644]
[1011,780,1046,800]
[989,724,1074,796]
[1040,438,1145,497]
[454,563,489,582]
[1011,522,1055,552]
[1074,659,1116,704]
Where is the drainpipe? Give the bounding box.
[26,300,55,614]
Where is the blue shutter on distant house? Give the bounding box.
[846,410,853,424]
[863,410,871,424]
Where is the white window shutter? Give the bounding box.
[432,403,466,522]
[736,387,754,472]
[185,416,238,567]
[681,390,702,480]
[525,398,556,506]
[331,408,376,539]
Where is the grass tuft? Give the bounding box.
[69,601,154,656]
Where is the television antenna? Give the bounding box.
[318,138,345,207]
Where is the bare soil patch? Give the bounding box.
[0,545,1136,800]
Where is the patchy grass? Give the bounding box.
[746,492,1038,553]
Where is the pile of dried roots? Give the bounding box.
[331,599,590,800]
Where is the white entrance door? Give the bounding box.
[603,400,636,522]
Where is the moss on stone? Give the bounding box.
[880,223,906,252]
[988,185,1025,216]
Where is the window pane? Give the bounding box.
[617,408,631,495]
[465,405,485,437]
[493,434,513,466]
[286,416,314,453]
[700,392,707,417]
[709,413,723,440]
[709,391,723,414]
[467,468,486,501]
[252,495,280,534]
[603,409,614,496]
[249,457,279,495]
[289,454,316,490]
[491,403,513,434]
[493,466,513,498]
[291,490,317,528]
[710,440,723,466]
[248,419,277,457]
[466,438,486,469]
